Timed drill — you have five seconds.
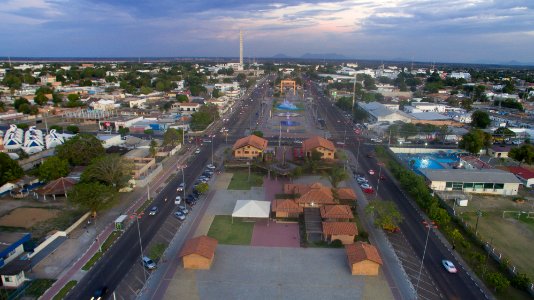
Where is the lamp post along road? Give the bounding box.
[376,162,385,197]
[130,212,146,282]
[416,220,438,294]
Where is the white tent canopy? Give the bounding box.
[232,200,271,219]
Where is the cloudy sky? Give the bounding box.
[1,0,534,63]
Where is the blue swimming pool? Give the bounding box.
[397,152,460,173]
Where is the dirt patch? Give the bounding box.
[0,207,61,228]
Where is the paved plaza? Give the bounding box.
[251,220,300,248]
[164,245,394,300]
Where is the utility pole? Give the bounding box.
[416,220,437,295]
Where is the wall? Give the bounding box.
[1,272,26,288]
[326,234,354,245]
[429,180,519,196]
[234,145,261,159]
[183,254,212,270]
[351,260,380,276]
[390,147,464,154]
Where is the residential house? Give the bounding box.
[179,235,218,270]
[0,233,31,288]
[508,167,534,188]
[284,183,336,207]
[174,102,200,115]
[487,145,514,158]
[302,136,336,160]
[322,222,358,244]
[271,199,303,218]
[232,135,268,159]
[320,205,354,221]
[345,242,383,276]
[336,188,357,203]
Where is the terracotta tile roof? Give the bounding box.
[179,235,218,259]
[336,188,357,200]
[302,136,335,152]
[37,177,77,195]
[508,166,534,180]
[320,205,354,219]
[322,222,358,236]
[284,182,335,205]
[345,242,383,265]
[232,135,268,151]
[271,199,303,213]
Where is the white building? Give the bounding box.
[404,103,448,113]
[214,82,240,92]
[22,126,44,154]
[45,129,66,149]
[3,124,24,151]
[92,99,118,111]
[448,72,471,80]
[97,134,124,148]
[358,102,412,124]
[421,169,521,195]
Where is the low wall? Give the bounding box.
[135,164,163,187]
[389,147,464,154]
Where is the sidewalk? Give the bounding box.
[344,150,416,300]
[39,146,195,300]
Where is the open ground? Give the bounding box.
[0,207,61,228]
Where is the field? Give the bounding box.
[454,194,534,280]
[227,172,264,190]
[0,207,61,228]
[207,215,254,245]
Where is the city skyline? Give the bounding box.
[1,0,534,64]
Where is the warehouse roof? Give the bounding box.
[420,169,522,184]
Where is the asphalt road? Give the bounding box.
[67,76,272,300]
[306,78,489,300]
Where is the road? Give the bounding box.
[66,76,272,299]
[306,78,489,300]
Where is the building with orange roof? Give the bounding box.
[284,182,335,207]
[345,242,383,276]
[35,177,77,201]
[322,222,358,244]
[302,136,336,160]
[179,235,218,270]
[336,188,357,203]
[232,135,268,159]
[271,199,303,218]
[320,205,354,221]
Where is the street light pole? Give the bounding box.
[355,138,361,174]
[211,135,214,165]
[376,162,384,197]
[416,220,437,294]
[131,212,146,282]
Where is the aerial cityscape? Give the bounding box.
[0,1,534,300]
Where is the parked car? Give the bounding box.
[186,197,197,206]
[142,256,157,270]
[177,182,185,192]
[360,183,372,190]
[175,196,182,205]
[356,176,367,184]
[363,187,374,194]
[174,211,186,221]
[368,169,375,175]
[442,260,457,273]
[194,148,201,154]
[178,204,189,214]
[206,164,216,169]
[149,206,158,216]
[91,286,108,300]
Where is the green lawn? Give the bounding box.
[227,171,263,190]
[25,279,56,298]
[53,280,77,300]
[207,215,254,245]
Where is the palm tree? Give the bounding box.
[323,166,349,188]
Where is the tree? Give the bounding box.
[212,89,222,98]
[69,182,118,217]
[49,125,63,132]
[56,134,105,165]
[323,166,349,188]
[195,182,209,194]
[14,98,30,111]
[448,228,464,249]
[38,156,70,182]
[176,94,189,103]
[34,93,49,106]
[471,110,491,129]
[149,140,158,157]
[459,129,492,154]
[336,97,352,111]
[81,154,133,189]
[509,144,534,165]
[16,123,29,130]
[144,129,154,135]
[494,127,516,138]
[473,85,487,102]
[118,127,129,136]
[365,200,404,232]
[162,100,174,112]
[251,130,264,137]
[511,273,531,290]
[485,271,510,293]
[66,125,79,134]
[162,128,183,146]
[67,94,80,101]
[0,153,24,186]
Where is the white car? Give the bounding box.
[360,183,372,190]
[194,149,201,154]
[175,196,182,205]
[206,164,216,170]
[442,260,457,273]
[368,169,375,175]
[356,177,368,184]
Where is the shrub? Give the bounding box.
[511,273,531,290]
[330,239,343,248]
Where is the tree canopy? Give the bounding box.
[56,134,105,165]
[162,128,184,147]
[323,166,348,189]
[38,156,70,182]
[509,144,534,165]
[459,129,492,154]
[365,200,404,232]
[81,154,133,189]
[69,182,118,217]
[471,110,491,129]
[0,153,24,186]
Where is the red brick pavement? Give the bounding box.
[251,220,300,248]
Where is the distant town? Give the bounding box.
[0,57,533,300]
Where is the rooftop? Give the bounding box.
[232,135,268,151]
[179,235,218,259]
[302,136,335,152]
[320,205,354,219]
[421,169,522,184]
[322,222,358,236]
[345,242,383,265]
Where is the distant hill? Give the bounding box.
[300,53,348,60]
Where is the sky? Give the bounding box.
[1,0,534,64]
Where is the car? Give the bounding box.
[91,286,108,300]
[186,197,197,206]
[206,164,216,169]
[142,256,157,270]
[363,187,374,194]
[178,205,189,214]
[177,182,185,192]
[379,175,386,181]
[175,196,181,205]
[366,153,374,158]
[442,260,457,273]
[149,206,158,216]
[194,149,201,154]
[356,176,367,184]
[360,183,371,189]
[174,211,186,221]
[368,169,375,175]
